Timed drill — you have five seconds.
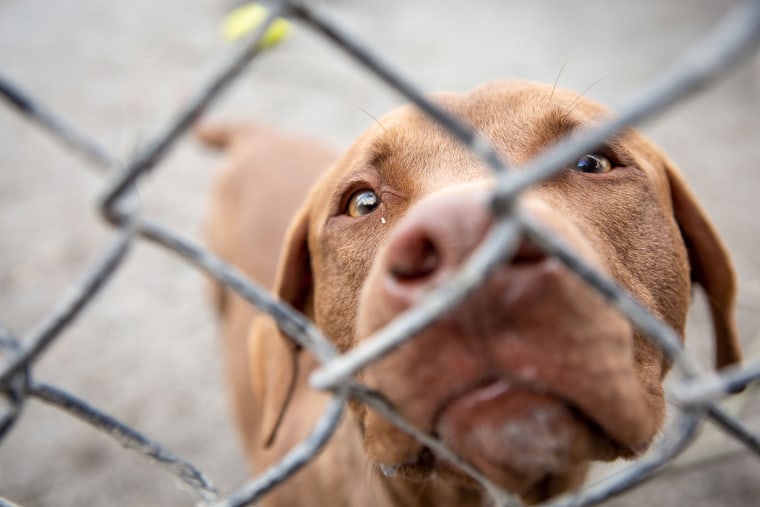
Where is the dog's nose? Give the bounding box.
[388,234,440,281]
[383,185,546,289]
[384,185,493,287]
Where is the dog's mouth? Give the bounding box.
[374,377,639,494]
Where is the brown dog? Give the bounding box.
[201,80,742,506]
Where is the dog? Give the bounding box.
[200,80,742,506]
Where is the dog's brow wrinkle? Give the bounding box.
[538,107,583,137]
[368,138,393,169]
[537,107,626,158]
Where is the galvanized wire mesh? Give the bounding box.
[2,1,760,506]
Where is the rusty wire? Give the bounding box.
[2,0,760,506]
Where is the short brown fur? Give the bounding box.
[201,80,741,506]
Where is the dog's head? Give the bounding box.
[268,80,741,500]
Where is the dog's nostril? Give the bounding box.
[512,239,548,265]
[389,237,439,282]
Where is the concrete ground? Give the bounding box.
[1,0,759,505]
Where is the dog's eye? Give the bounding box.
[573,154,612,174]
[347,189,380,217]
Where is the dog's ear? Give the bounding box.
[260,203,314,448]
[273,203,314,318]
[665,162,742,369]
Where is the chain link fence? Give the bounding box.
[2,1,760,506]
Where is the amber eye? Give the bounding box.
[573,154,613,174]
[346,189,380,217]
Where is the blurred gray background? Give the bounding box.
[1,0,759,505]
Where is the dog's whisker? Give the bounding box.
[357,106,388,132]
[548,61,570,104]
[561,75,608,120]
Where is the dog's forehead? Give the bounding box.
[362,80,616,163]
[312,80,670,211]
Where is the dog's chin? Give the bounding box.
[435,379,603,493]
[369,378,633,496]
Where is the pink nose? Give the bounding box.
[382,185,544,291]
[384,186,493,285]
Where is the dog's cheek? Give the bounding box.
[315,222,390,351]
[312,250,366,351]
[355,259,403,343]
[556,170,691,337]
[632,333,668,436]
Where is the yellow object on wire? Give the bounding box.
[222,3,292,47]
